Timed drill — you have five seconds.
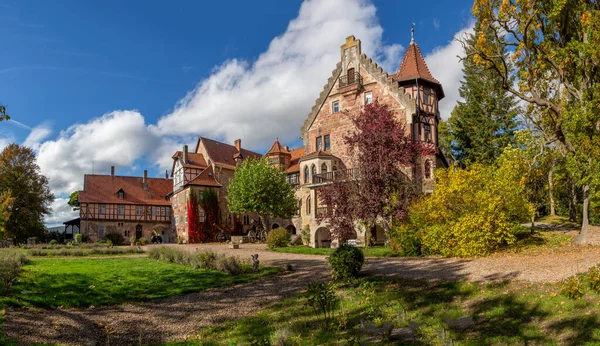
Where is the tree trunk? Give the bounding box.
[569,178,577,223]
[548,168,556,216]
[575,184,590,245]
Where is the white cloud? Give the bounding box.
[44,198,79,227]
[425,24,474,120]
[153,0,404,151]
[24,123,52,149]
[433,18,440,30]
[36,110,163,196]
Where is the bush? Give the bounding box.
[104,232,124,246]
[388,224,422,256]
[305,281,338,329]
[301,225,311,245]
[215,255,242,275]
[148,247,242,275]
[588,265,600,292]
[129,235,137,244]
[74,234,83,243]
[0,249,28,295]
[328,245,364,281]
[266,227,291,248]
[139,237,148,246]
[562,275,585,300]
[49,239,58,246]
[192,250,218,270]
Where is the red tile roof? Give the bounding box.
[393,43,440,84]
[187,166,222,187]
[79,175,172,206]
[171,151,208,169]
[197,137,261,170]
[266,139,286,155]
[286,148,304,172]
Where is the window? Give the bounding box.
[316,137,323,151]
[175,216,179,225]
[424,124,432,142]
[306,196,311,215]
[243,215,250,225]
[199,210,206,223]
[161,207,166,216]
[423,89,432,105]
[279,156,286,165]
[98,204,106,215]
[321,163,328,173]
[98,224,105,238]
[365,92,373,105]
[324,135,330,151]
[304,166,310,183]
[311,165,317,181]
[118,205,124,215]
[425,160,433,179]
[332,101,340,113]
[117,190,124,199]
[136,206,143,216]
[347,68,355,84]
[124,230,130,237]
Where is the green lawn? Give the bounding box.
[271,245,396,257]
[2,257,278,309]
[165,277,600,345]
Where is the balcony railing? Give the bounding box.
[286,173,300,186]
[316,207,328,217]
[338,72,363,89]
[312,168,360,185]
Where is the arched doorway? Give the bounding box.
[286,225,296,235]
[371,225,387,245]
[155,226,167,243]
[271,223,280,230]
[315,227,331,248]
[135,225,143,240]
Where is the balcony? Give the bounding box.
[311,168,360,185]
[286,173,300,187]
[316,207,328,217]
[338,72,363,89]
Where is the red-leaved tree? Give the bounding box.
[317,102,433,244]
[187,188,201,243]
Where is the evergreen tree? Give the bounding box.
[447,21,520,166]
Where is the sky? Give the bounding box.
[0,0,475,226]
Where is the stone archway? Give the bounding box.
[271,223,280,230]
[286,225,296,235]
[315,227,332,248]
[154,226,167,243]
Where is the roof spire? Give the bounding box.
[411,22,415,44]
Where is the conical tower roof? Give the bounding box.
[394,42,439,85]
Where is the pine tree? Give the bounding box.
[447,21,520,166]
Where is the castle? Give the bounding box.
[77,34,448,247]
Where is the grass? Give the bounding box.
[535,215,580,228]
[165,276,600,345]
[1,257,279,309]
[271,245,396,257]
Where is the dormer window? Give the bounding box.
[116,189,125,200]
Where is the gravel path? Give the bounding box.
[5,243,600,345]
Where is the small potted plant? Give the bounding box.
[129,235,136,246]
[74,234,83,244]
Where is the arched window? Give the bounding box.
[311,164,317,180]
[424,160,432,179]
[347,67,355,84]
[306,196,311,215]
[304,166,310,183]
[321,163,328,173]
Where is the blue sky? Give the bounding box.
[0,0,474,225]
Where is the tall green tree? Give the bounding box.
[227,158,296,229]
[0,144,54,242]
[448,20,521,166]
[68,191,80,211]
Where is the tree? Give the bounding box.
[187,189,201,243]
[470,0,600,243]
[447,20,521,166]
[227,158,297,229]
[0,105,9,122]
[199,189,220,241]
[68,191,80,211]
[0,190,14,240]
[318,102,431,244]
[0,144,54,242]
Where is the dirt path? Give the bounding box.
[5,243,600,345]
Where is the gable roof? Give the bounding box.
[286,148,304,173]
[393,42,440,84]
[171,151,208,169]
[266,139,287,155]
[196,137,261,170]
[186,166,222,187]
[79,175,172,206]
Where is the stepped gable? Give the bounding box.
[300,62,343,135]
[79,175,172,206]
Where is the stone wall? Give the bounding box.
[80,220,171,243]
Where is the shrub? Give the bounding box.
[328,245,364,281]
[215,255,242,275]
[562,275,585,299]
[139,237,148,246]
[129,235,137,244]
[588,265,600,292]
[74,234,83,243]
[192,250,218,270]
[149,247,242,275]
[105,232,124,246]
[388,224,422,256]
[49,239,58,246]
[301,225,311,245]
[0,249,28,295]
[305,281,338,329]
[266,227,291,249]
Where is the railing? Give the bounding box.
[338,72,363,89]
[316,207,328,217]
[312,168,360,184]
[286,173,300,186]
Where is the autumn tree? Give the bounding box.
[227,158,297,230]
[0,144,54,242]
[318,102,431,244]
[448,20,521,166]
[470,0,600,243]
[0,190,14,239]
[187,188,201,243]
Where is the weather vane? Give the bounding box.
[411,22,415,44]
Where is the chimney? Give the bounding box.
[143,170,148,184]
[110,166,115,177]
[284,145,290,151]
[165,170,168,179]
[183,145,188,163]
[234,139,241,152]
